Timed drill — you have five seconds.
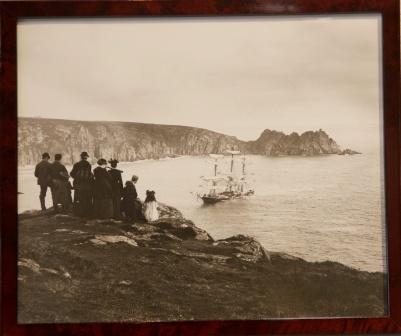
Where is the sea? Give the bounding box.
[18,153,387,273]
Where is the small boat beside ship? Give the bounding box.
[198,151,254,205]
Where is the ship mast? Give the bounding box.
[226,150,241,173]
[209,154,223,177]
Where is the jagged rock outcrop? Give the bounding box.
[214,234,271,263]
[246,129,342,156]
[18,118,358,165]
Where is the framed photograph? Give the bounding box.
[1,0,400,335]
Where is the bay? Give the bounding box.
[18,153,386,272]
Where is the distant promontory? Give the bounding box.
[18,117,360,165]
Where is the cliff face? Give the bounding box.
[18,118,351,165]
[18,118,243,165]
[18,205,386,323]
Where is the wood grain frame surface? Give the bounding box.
[1,0,400,335]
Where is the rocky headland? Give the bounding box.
[18,118,360,165]
[18,204,386,323]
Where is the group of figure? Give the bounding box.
[34,151,159,222]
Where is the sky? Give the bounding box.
[18,15,382,151]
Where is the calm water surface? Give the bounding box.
[18,154,386,272]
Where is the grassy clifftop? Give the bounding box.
[18,205,386,323]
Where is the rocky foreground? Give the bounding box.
[18,205,386,323]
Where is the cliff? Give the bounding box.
[18,118,243,165]
[246,129,343,156]
[18,118,358,165]
[18,205,386,323]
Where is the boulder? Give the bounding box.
[153,203,213,241]
[154,218,213,241]
[214,234,271,263]
[157,203,184,219]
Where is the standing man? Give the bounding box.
[108,159,123,220]
[50,154,72,213]
[34,152,52,211]
[70,152,93,217]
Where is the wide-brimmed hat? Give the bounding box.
[80,151,90,158]
[97,158,107,165]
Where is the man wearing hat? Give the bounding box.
[34,152,52,211]
[70,151,93,217]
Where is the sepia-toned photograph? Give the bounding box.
[17,15,387,323]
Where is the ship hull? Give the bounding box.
[201,196,228,204]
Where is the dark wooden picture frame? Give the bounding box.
[1,0,400,334]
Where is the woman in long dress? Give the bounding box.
[108,159,123,220]
[143,190,159,222]
[93,158,113,220]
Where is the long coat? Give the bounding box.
[50,161,70,182]
[70,160,93,187]
[122,181,143,221]
[108,168,123,219]
[93,166,113,219]
[93,166,112,199]
[50,161,72,210]
[70,160,93,217]
[34,160,52,186]
[108,169,123,196]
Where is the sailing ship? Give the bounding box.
[198,151,254,205]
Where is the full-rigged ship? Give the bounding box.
[198,151,254,205]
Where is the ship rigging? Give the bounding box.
[198,151,254,205]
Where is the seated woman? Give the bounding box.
[122,175,144,222]
[143,190,159,222]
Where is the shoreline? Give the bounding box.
[17,150,364,169]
